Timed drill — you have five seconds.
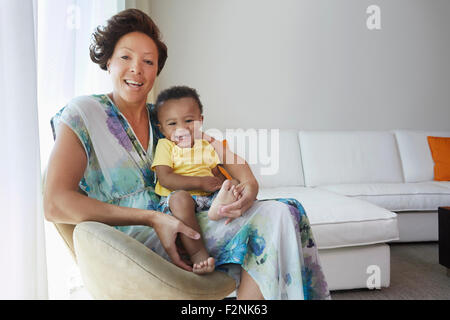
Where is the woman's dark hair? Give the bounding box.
[153,86,204,122]
[89,9,168,75]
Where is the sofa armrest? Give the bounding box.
[73,221,236,300]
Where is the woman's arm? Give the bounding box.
[44,123,153,226]
[201,132,257,187]
[218,157,259,219]
[204,134,259,218]
[44,123,200,271]
[194,128,259,218]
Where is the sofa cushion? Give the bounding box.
[298,131,404,187]
[226,129,305,187]
[319,182,450,212]
[435,181,450,189]
[257,187,399,250]
[394,130,450,183]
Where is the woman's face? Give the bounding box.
[107,31,159,105]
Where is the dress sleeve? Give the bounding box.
[50,100,92,160]
[151,138,174,170]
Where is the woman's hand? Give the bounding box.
[218,180,258,223]
[151,211,201,272]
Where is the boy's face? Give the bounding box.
[157,97,203,148]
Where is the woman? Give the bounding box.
[44,8,330,300]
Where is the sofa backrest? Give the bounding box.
[220,129,450,188]
[224,129,305,187]
[298,131,404,187]
[394,130,450,183]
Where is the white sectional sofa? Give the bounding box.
[224,129,450,291]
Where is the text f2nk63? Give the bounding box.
[225,304,268,315]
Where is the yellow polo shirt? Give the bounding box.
[151,138,221,196]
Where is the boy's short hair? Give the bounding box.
[153,86,203,123]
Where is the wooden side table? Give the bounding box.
[438,207,450,276]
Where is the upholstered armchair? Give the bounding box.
[52,221,236,299]
[43,164,235,299]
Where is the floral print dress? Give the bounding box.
[51,94,330,300]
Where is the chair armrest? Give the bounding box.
[54,223,77,262]
[73,221,236,300]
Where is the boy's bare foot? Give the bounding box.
[191,250,215,274]
[208,180,238,220]
[193,257,216,275]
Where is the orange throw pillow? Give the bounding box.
[427,136,450,181]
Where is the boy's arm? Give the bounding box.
[155,165,202,191]
[155,165,222,193]
[211,165,228,185]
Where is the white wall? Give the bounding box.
[146,0,450,131]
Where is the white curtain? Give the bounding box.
[38,0,126,171]
[0,0,48,299]
[0,0,148,300]
[36,0,126,299]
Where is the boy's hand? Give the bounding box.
[200,176,223,193]
[211,166,227,186]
